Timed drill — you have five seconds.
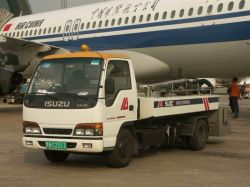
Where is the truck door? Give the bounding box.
[104,60,137,123]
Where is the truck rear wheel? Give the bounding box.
[107,129,134,168]
[44,150,69,163]
[189,119,208,150]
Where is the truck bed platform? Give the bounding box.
[138,95,219,119]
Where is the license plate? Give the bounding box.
[45,141,67,150]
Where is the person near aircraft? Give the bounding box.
[229,77,240,119]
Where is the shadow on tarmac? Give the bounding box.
[0,103,22,114]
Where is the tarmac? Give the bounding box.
[0,94,250,187]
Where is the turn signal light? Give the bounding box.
[74,123,103,136]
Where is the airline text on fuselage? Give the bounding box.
[15,19,45,30]
[91,0,160,20]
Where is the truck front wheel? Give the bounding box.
[189,119,208,150]
[44,150,69,163]
[107,129,134,168]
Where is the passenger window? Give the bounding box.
[86,22,90,29]
[147,14,151,21]
[81,23,84,30]
[53,27,56,33]
[132,16,136,23]
[58,26,61,33]
[179,9,185,17]
[111,19,115,26]
[34,30,37,36]
[239,0,245,9]
[30,30,33,36]
[48,27,51,34]
[21,31,24,37]
[105,60,132,107]
[228,2,234,11]
[105,20,109,27]
[188,8,194,16]
[17,32,20,37]
[198,6,203,15]
[118,18,122,25]
[98,21,102,27]
[171,10,176,19]
[162,11,167,19]
[125,17,129,24]
[39,29,42,35]
[154,12,159,21]
[13,32,15,37]
[207,5,213,14]
[92,21,96,28]
[43,28,47,34]
[217,3,223,12]
[139,15,143,23]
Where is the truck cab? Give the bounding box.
[23,49,139,166]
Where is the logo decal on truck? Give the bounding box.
[121,98,128,110]
[202,98,210,111]
[45,101,70,108]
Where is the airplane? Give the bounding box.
[0,0,250,94]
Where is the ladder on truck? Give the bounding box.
[138,79,214,97]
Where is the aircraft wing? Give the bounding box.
[102,50,171,82]
[0,35,69,77]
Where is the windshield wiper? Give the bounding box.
[56,93,90,101]
[27,93,60,100]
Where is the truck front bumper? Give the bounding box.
[22,136,104,153]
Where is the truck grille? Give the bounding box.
[38,141,77,149]
[43,128,72,135]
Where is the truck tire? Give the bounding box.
[107,129,134,168]
[189,119,208,151]
[44,150,69,163]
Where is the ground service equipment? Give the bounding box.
[22,48,230,168]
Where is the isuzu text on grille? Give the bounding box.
[44,101,70,108]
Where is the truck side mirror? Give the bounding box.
[105,79,115,94]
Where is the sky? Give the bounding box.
[28,0,107,13]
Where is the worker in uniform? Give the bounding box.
[230,77,240,119]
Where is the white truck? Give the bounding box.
[22,48,230,168]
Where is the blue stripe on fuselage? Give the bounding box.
[25,10,250,41]
[45,21,250,51]
[21,10,250,51]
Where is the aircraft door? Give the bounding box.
[72,19,81,40]
[63,20,72,41]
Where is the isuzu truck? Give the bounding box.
[22,46,230,167]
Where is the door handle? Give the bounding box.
[129,105,134,111]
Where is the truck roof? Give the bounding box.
[43,51,129,61]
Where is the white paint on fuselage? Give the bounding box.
[0,0,250,79]
[135,40,250,78]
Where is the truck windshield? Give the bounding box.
[25,58,103,109]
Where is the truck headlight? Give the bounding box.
[74,123,103,136]
[23,121,41,134]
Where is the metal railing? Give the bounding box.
[138,79,214,98]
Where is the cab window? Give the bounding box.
[105,60,131,107]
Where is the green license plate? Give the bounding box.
[45,141,67,150]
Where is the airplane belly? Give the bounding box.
[134,40,250,78]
